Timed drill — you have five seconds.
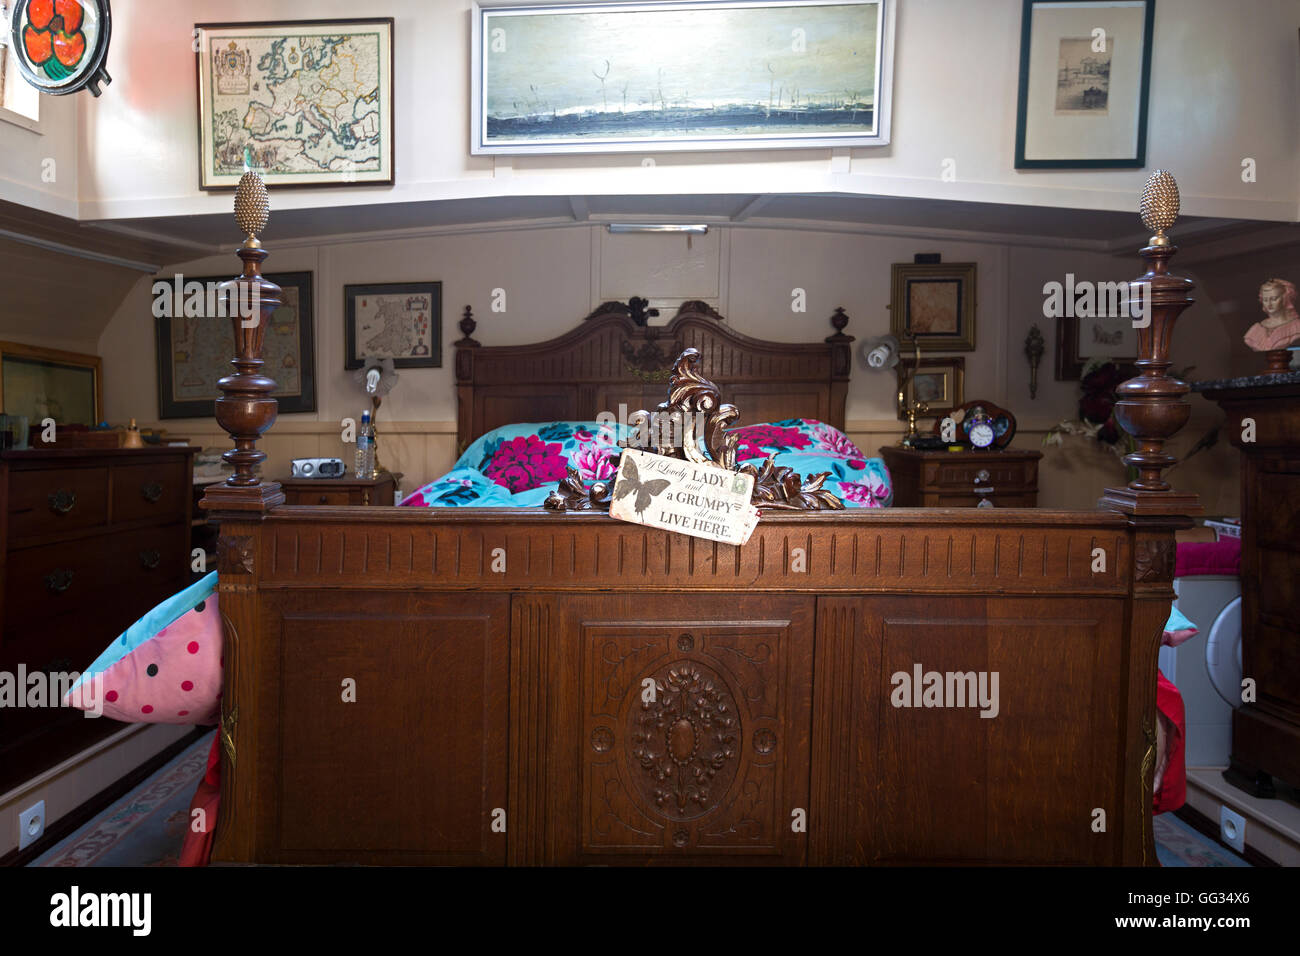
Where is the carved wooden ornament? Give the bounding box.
[545,348,844,513]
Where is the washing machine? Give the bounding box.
[1158,574,1243,768]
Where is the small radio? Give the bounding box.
[291,457,346,479]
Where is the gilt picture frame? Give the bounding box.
[889,262,977,352]
[471,0,896,154]
[1014,0,1155,168]
[0,341,102,426]
[896,356,965,420]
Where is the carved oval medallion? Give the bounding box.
[677,632,694,652]
[669,718,697,763]
[591,726,614,753]
[753,728,777,755]
[628,660,740,822]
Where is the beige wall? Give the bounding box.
[99,219,1258,511]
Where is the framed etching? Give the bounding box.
[155,271,316,418]
[195,18,395,189]
[344,282,442,370]
[1054,313,1138,381]
[889,262,977,352]
[1014,0,1155,168]
[896,356,964,420]
[471,0,896,154]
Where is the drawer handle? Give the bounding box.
[139,549,161,570]
[318,494,329,504]
[44,568,74,594]
[141,482,164,503]
[48,489,77,514]
[974,469,990,484]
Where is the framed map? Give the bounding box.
[155,272,316,419]
[195,19,394,189]
[344,282,442,370]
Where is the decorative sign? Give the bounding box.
[9,0,112,96]
[609,448,759,546]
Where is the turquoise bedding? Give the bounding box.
[399,419,893,508]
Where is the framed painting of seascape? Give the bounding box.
[471,0,895,154]
[195,19,394,188]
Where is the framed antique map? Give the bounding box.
[194,19,394,189]
[344,282,442,370]
[155,272,316,419]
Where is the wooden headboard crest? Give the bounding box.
[453,298,854,450]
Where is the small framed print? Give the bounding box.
[889,262,977,352]
[1054,314,1138,380]
[1015,0,1155,168]
[897,356,965,420]
[0,341,102,425]
[344,282,442,370]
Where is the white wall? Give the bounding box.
[75,0,1299,223]
[0,93,78,217]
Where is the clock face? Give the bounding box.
[969,422,996,448]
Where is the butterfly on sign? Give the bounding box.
[613,454,671,519]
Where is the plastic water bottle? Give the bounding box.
[355,410,375,479]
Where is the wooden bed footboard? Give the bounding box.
[209,507,1177,866]
[202,171,1201,866]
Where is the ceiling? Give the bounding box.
[87,191,1269,255]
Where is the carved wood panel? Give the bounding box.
[521,594,812,865]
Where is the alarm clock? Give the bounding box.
[967,410,997,449]
[932,400,1018,450]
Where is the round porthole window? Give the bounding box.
[10,0,112,97]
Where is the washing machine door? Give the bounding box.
[1205,595,1243,708]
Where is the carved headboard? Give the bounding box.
[453,300,854,452]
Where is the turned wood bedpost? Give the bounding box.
[1098,170,1202,518]
[1096,171,1201,865]
[201,171,283,863]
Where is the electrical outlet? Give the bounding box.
[18,800,45,851]
[1219,804,1246,853]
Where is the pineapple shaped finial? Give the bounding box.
[234,171,270,249]
[1139,170,1180,247]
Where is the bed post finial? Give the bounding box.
[200,171,286,514]
[1097,170,1201,517]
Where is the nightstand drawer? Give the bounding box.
[289,489,357,506]
[925,459,1037,489]
[880,447,1041,509]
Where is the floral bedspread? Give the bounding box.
[398,419,892,508]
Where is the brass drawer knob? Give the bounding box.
[139,549,161,570]
[44,568,74,594]
[48,489,77,514]
[974,469,990,484]
[141,481,164,503]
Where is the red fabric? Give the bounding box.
[1175,538,1241,577]
[1153,671,1186,814]
[178,733,221,867]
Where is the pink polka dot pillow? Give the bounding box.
[63,572,222,724]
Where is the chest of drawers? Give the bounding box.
[0,447,197,791]
[878,446,1041,508]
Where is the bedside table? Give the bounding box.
[278,472,403,507]
[879,447,1040,508]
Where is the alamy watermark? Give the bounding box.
[891,663,1000,718]
[1042,274,1150,329]
[152,274,260,327]
[0,666,103,717]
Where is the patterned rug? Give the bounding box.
[1154,812,1251,867]
[30,732,214,867]
[29,734,1250,867]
